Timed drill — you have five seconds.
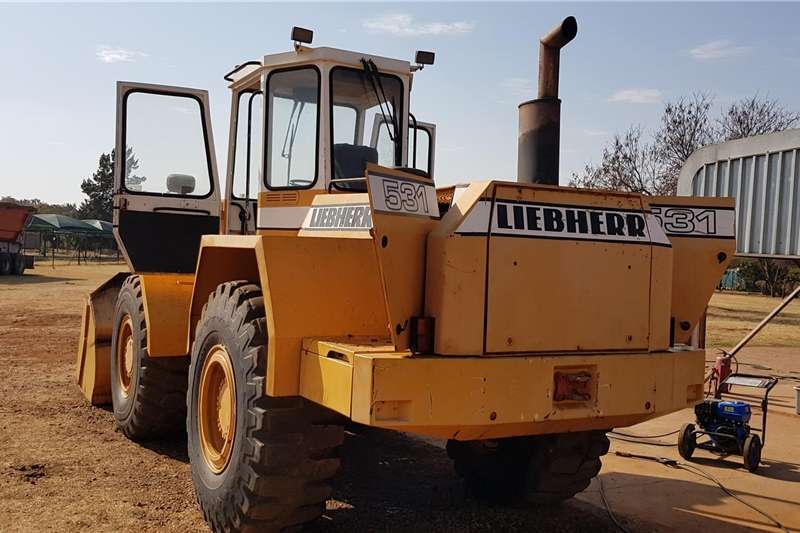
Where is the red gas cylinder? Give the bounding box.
[714,355,732,397]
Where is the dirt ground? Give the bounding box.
[706,291,800,348]
[1,264,798,532]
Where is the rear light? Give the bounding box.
[553,369,594,403]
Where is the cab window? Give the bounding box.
[232,90,263,199]
[123,91,212,197]
[265,67,320,189]
[330,66,403,188]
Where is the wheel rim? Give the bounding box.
[115,315,135,398]
[198,345,237,474]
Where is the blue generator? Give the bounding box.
[678,373,777,472]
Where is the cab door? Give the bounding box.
[408,118,436,177]
[114,81,221,274]
[225,90,261,234]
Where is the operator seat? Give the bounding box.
[333,143,378,190]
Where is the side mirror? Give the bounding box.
[166,173,196,195]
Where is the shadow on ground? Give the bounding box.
[599,469,797,532]
[140,425,622,532]
[316,427,620,532]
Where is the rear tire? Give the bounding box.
[743,434,761,472]
[110,275,189,440]
[188,281,343,533]
[12,254,25,275]
[678,423,696,460]
[447,430,610,504]
[0,253,11,275]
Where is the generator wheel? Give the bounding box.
[446,430,609,504]
[0,253,11,275]
[110,275,189,440]
[12,254,25,275]
[743,434,761,472]
[678,423,696,460]
[188,281,343,533]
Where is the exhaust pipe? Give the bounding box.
[517,16,578,185]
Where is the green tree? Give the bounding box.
[78,148,145,220]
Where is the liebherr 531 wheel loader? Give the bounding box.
[76,18,735,532]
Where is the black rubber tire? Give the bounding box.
[0,253,11,275]
[12,254,25,275]
[678,423,696,460]
[188,281,343,533]
[446,430,610,504]
[742,434,761,472]
[110,275,189,440]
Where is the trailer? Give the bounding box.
[0,201,35,275]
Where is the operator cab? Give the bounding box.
[224,35,436,233]
[111,28,436,272]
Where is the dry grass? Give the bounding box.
[706,290,800,348]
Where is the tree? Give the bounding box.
[738,258,800,297]
[78,148,145,220]
[655,93,714,194]
[78,152,114,220]
[573,93,799,196]
[1,196,79,217]
[718,95,800,141]
[124,147,146,191]
[570,127,667,195]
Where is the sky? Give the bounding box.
[1,2,799,205]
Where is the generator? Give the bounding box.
[678,373,778,471]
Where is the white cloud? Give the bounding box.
[689,39,750,61]
[501,77,535,99]
[609,88,662,104]
[96,45,147,64]
[363,13,474,37]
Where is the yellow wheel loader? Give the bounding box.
[76,19,735,532]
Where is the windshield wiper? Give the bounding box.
[281,100,306,179]
[360,58,397,142]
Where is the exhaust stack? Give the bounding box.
[517,16,577,185]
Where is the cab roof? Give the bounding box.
[226,46,413,91]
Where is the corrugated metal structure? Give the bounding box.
[677,128,800,259]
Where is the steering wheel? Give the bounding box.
[288,178,313,187]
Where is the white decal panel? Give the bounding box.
[457,200,670,247]
[300,204,372,231]
[256,206,309,230]
[650,205,735,238]
[368,173,440,218]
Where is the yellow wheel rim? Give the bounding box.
[198,345,236,474]
[115,315,135,398]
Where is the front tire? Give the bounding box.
[188,281,343,533]
[447,430,610,504]
[110,275,189,440]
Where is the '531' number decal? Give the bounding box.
[651,206,731,236]
[369,174,440,218]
